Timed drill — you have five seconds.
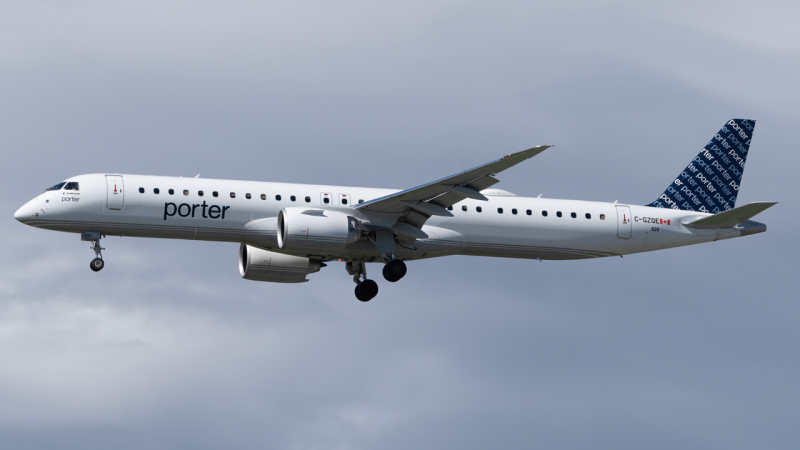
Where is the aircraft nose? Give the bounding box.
[14,201,35,224]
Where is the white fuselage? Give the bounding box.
[14,174,753,263]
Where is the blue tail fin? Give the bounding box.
[647,118,756,213]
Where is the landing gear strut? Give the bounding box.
[82,231,105,272]
[347,261,378,302]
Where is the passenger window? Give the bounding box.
[183,190,189,196]
[154,188,160,194]
[169,189,175,195]
[44,182,66,192]
[571,212,576,218]
[139,187,144,193]
[542,211,547,216]
[526,209,532,216]
[498,208,504,214]
[261,194,266,200]
[600,214,606,220]
[64,182,79,191]
[213,191,218,197]
[476,206,482,213]
[198,190,204,197]
[447,205,452,210]
[556,211,562,217]
[276,195,282,201]
[230,192,236,198]
[462,205,468,211]
[305,196,311,203]
[585,213,591,219]
[246,193,252,199]
[342,199,348,205]
[358,199,364,203]
[512,208,517,215]
[291,195,296,202]
[323,197,330,204]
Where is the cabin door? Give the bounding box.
[616,205,632,239]
[106,175,125,210]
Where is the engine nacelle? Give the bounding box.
[238,244,323,283]
[277,207,361,254]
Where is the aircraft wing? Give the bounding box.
[356,145,552,231]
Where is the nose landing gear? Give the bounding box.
[90,256,105,272]
[82,231,105,272]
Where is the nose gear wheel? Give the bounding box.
[90,258,105,272]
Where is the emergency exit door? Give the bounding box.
[616,205,631,239]
[320,192,332,205]
[106,175,125,210]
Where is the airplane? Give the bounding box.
[14,119,776,302]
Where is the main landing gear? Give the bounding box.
[347,261,379,302]
[382,259,407,282]
[82,231,105,272]
[355,280,379,302]
[346,257,408,302]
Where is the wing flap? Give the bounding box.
[466,175,500,192]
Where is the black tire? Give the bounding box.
[355,285,369,302]
[359,279,379,299]
[90,258,104,272]
[383,265,398,282]
[384,260,407,282]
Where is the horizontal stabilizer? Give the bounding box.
[683,202,777,229]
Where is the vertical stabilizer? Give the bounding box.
[647,119,756,213]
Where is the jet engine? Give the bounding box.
[238,244,324,283]
[277,207,361,254]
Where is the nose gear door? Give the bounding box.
[616,205,632,239]
[106,175,125,210]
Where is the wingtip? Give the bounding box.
[503,145,554,159]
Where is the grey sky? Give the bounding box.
[1,1,798,449]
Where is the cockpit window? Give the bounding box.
[44,182,66,192]
[64,182,79,191]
